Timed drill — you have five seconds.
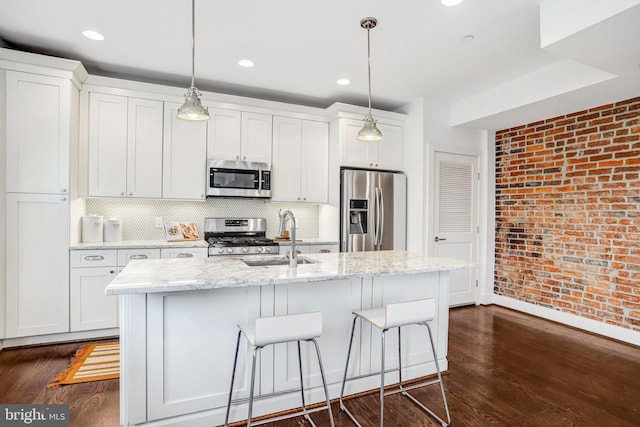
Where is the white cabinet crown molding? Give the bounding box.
[0,48,88,89]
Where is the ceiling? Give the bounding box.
[0,0,638,129]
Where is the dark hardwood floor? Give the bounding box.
[1,306,638,426]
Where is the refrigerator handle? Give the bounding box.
[378,186,385,246]
[375,187,382,247]
[372,187,378,246]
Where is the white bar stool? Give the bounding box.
[224,311,335,427]
[339,298,451,427]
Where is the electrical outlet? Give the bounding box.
[155,217,163,229]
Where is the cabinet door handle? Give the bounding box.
[60,197,67,201]
[109,270,115,274]
[318,249,331,253]
[176,253,194,258]
[434,236,447,242]
[84,255,105,261]
[130,254,148,260]
[60,188,67,193]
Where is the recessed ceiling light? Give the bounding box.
[442,0,464,6]
[238,59,255,68]
[82,30,104,41]
[337,78,351,86]
[461,34,475,43]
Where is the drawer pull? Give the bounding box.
[176,253,194,258]
[130,254,148,260]
[84,255,105,261]
[318,249,331,253]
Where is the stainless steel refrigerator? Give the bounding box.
[340,168,407,252]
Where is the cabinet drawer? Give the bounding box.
[70,249,117,267]
[308,244,339,254]
[118,248,161,266]
[160,247,208,259]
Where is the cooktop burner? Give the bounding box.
[207,236,277,247]
[204,217,280,256]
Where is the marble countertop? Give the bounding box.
[105,250,475,295]
[70,240,209,250]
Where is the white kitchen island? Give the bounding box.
[105,250,473,427]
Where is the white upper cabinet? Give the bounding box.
[5,71,71,194]
[300,120,329,203]
[241,112,273,163]
[339,118,403,171]
[206,108,242,160]
[272,117,328,203]
[207,110,272,163]
[163,102,207,200]
[126,98,163,198]
[88,93,163,198]
[88,93,128,196]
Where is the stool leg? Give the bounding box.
[296,340,312,424]
[311,338,336,427]
[397,326,403,390]
[380,328,387,427]
[224,329,242,427]
[247,346,261,427]
[426,323,451,426]
[339,315,358,405]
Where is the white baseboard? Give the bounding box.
[491,295,640,347]
[0,328,119,349]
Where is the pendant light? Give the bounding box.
[357,17,383,141]
[177,0,209,121]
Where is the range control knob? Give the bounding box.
[226,248,233,254]
[256,247,264,253]
[217,248,224,254]
[265,247,273,253]
[242,247,249,253]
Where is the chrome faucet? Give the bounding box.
[280,210,297,268]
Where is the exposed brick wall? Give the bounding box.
[494,96,640,331]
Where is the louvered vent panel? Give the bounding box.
[439,161,473,233]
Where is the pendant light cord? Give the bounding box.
[190,0,196,88]
[366,26,372,113]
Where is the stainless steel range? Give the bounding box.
[204,217,279,257]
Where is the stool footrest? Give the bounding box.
[248,404,331,427]
[385,378,441,397]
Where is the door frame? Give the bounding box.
[426,143,485,306]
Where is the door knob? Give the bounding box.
[434,236,447,242]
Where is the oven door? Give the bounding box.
[207,160,271,198]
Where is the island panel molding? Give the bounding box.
[109,250,474,426]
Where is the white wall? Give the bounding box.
[398,99,425,253]
[420,98,490,303]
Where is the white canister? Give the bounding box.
[82,215,104,243]
[104,218,123,242]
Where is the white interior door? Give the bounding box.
[433,152,479,306]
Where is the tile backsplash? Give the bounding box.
[85,198,319,241]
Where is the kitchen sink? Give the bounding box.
[242,256,318,267]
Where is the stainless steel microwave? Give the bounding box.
[206,159,272,198]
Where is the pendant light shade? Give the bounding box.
[357,17,382,142]
[177,0,209,121]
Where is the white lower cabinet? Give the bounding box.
[70,248,162,332]
[5,193,69,338]
[70,266,118,331]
